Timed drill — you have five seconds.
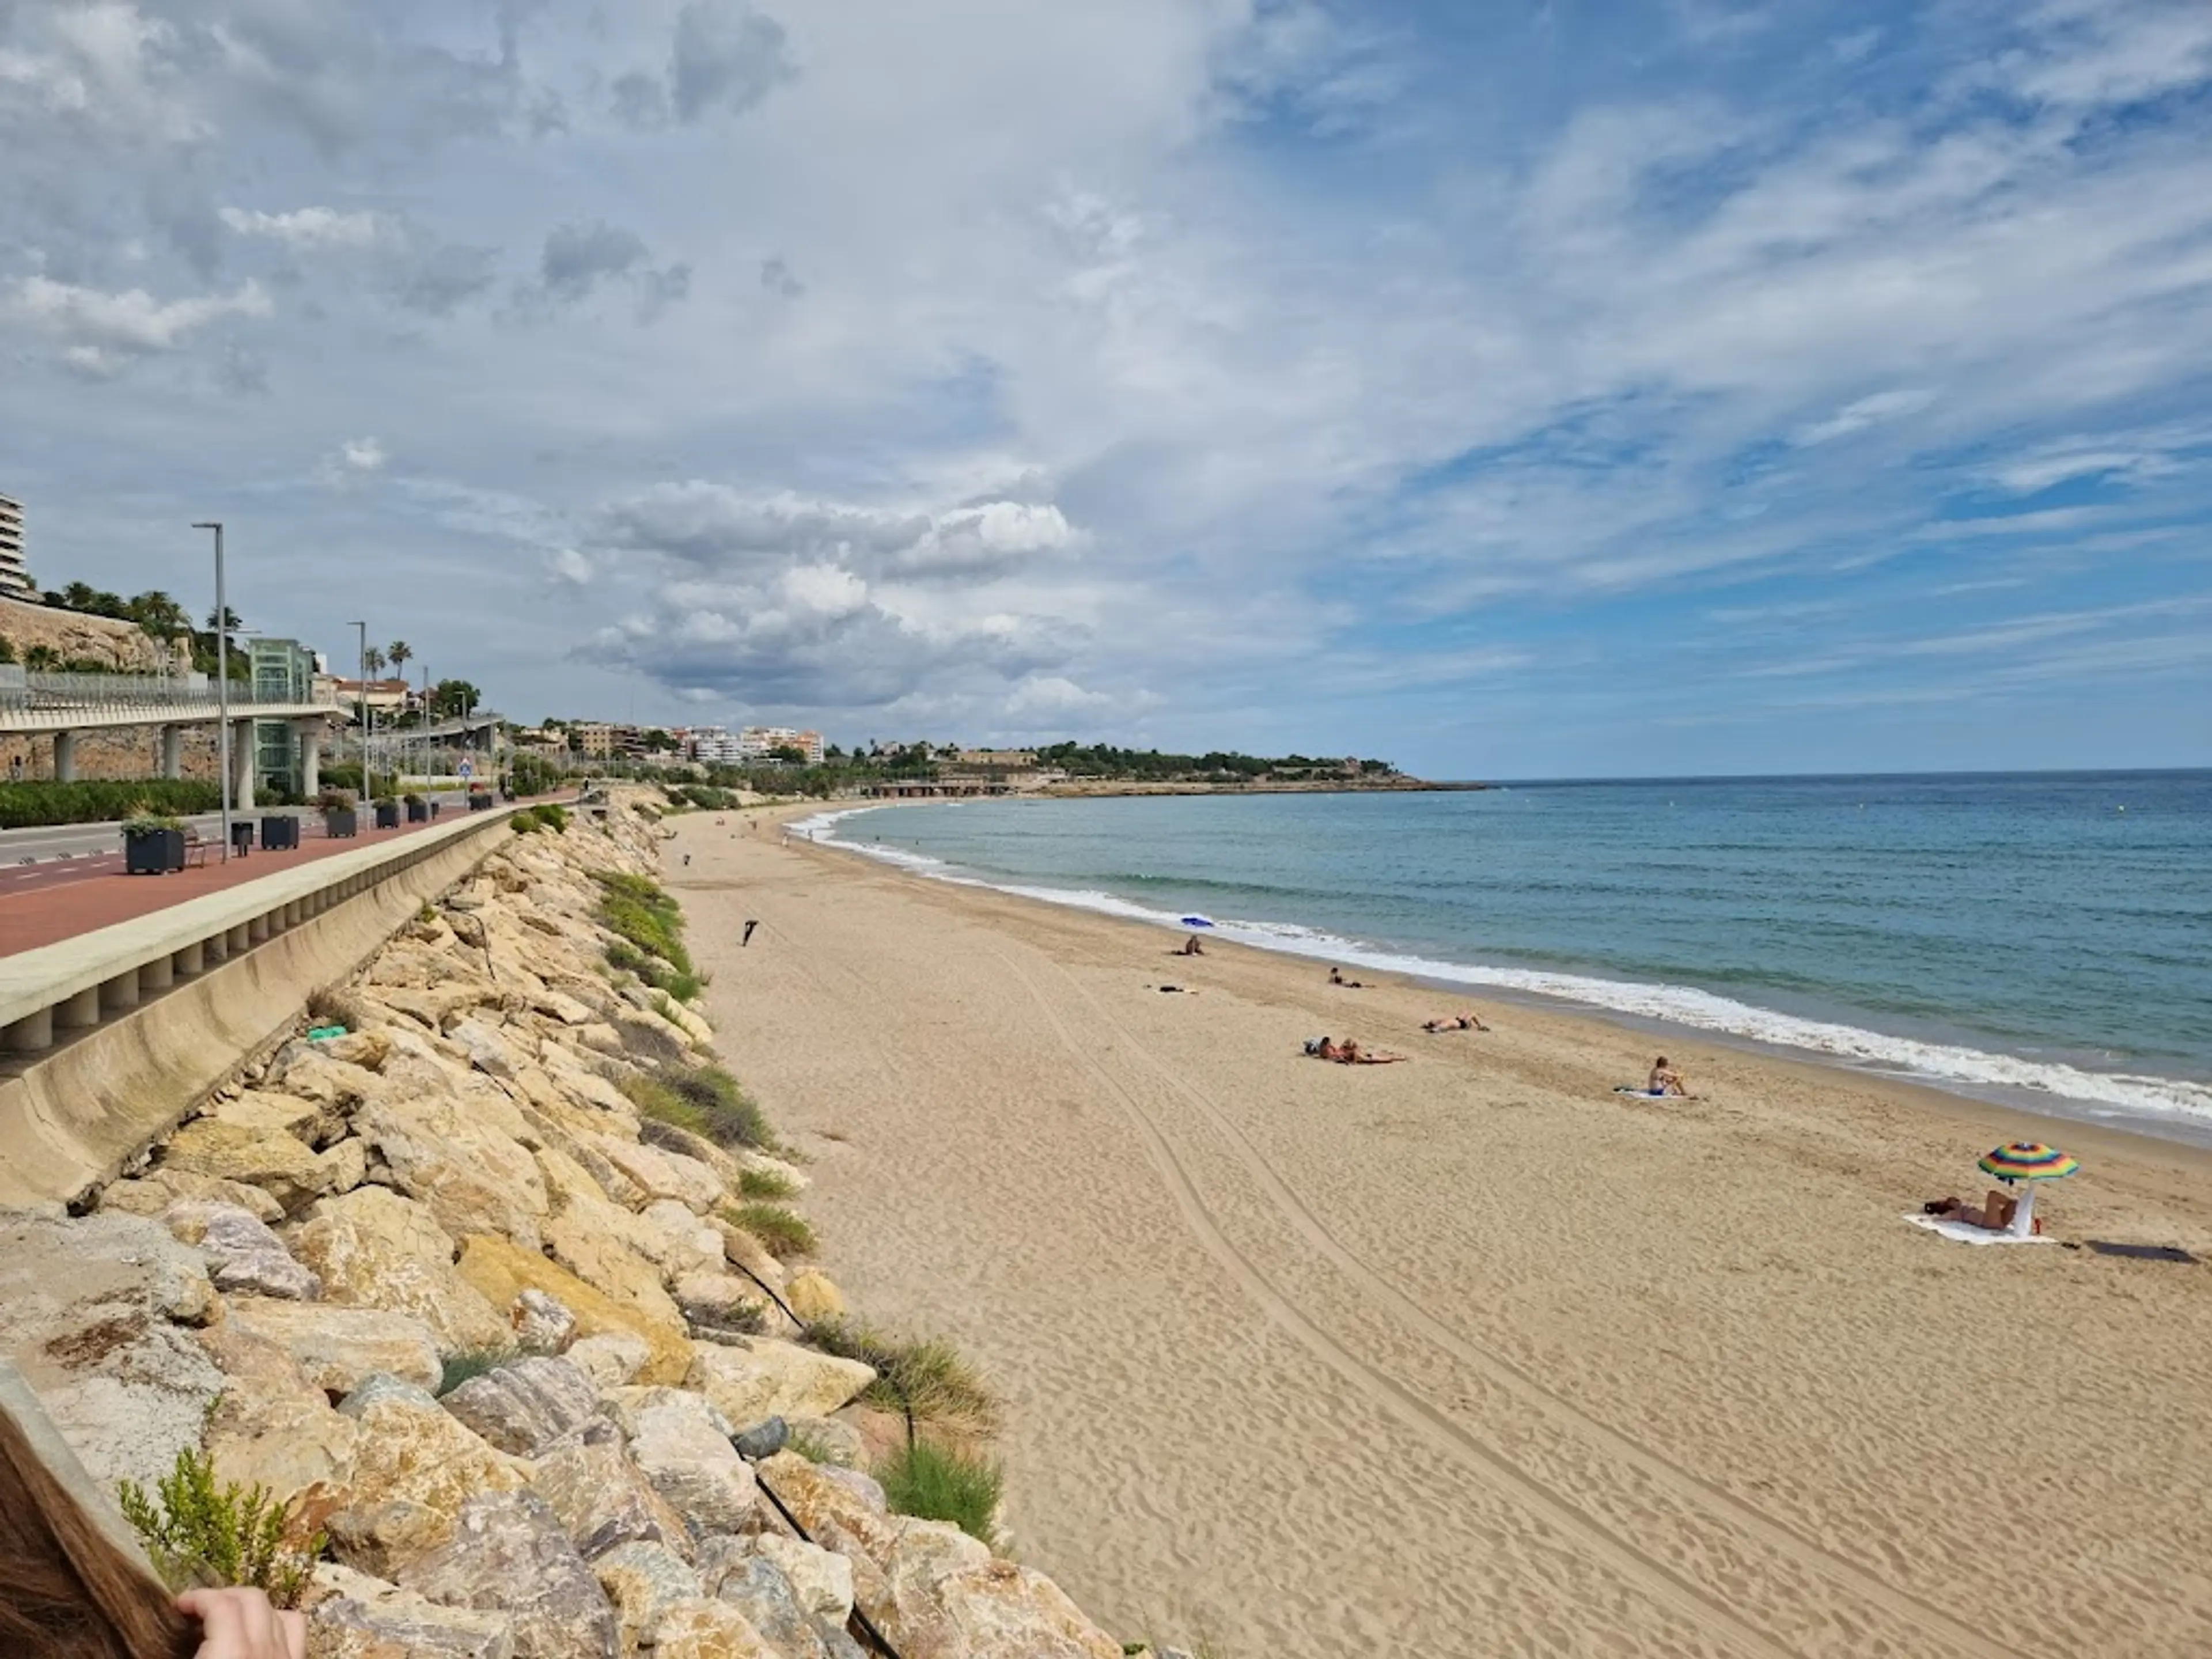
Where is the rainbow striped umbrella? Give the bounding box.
[1975,1142,2080,1237]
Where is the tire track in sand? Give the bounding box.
[1048,959,2017,1659]
[997,949,1801,1659]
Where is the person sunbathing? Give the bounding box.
[1328,966,1368,988]
[1305,1036,1404,1065]
[1176,934,1206,956]
[1924,1191,2017,1230]
[1423,1011,1489,1032]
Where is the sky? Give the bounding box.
[2,0,2210,780]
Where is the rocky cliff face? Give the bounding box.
[0,594,183,672]
[0,797,1146,1659]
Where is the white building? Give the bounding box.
[688,726,745,763]
[0,493,32,600]
[737,725,824,764]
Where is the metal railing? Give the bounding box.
[0,668,344,714]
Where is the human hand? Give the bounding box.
[175,1587,308,1659]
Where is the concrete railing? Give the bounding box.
[0,804,522,1208]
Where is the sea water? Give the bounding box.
[793,771,2212,1143]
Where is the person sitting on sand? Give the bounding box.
[1328,966,1368,988]
[1648,1056,1687,1096]
[1423,1011,1489,1032]
[1177,934,1206,956]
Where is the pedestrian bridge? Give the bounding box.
[0,669,343,735]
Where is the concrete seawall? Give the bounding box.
[0,810,518,1209]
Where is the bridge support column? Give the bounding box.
[297,720,322,798]
[4,1007,53,1054]
[57,986,100,1032]
[232,720,256,812]
[161,725,183,779]
[52,730,76,783]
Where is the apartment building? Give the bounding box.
[0,493,33,600]
[737,725,824,763]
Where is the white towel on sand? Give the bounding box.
[1904,1213,2054,1246]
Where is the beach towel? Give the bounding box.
[1614,1086,1695,1100]
[1903,1213,2053,1247]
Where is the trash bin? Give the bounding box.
[230,821,255,855]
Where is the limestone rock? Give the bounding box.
[211,1086,347,1146]
[753,1535,856,1626]
[100,1168,284,1225]
[594,1540,702,1654]
[329,1377,532,1576]
[376,981,497,1031]
[782,1416,865,1469]
[319,1137,369,1196]
[592,1139,726,1215]
[532,988,597,1027]
[707,1217,788,1297]
[0,1210,223,1491]
[291,1187,512,1354]
[652,1600,783,1659]
[688,1340,873,1425]
[531,1419,691,1562]
[918,1552,1126,1659]
[636,1200,729,1279]
[165,1200,322,1300]
[567,1331,653,1391]
[441,1357,599,1457]
[401,1491,620,1659]
[225,1297,442,1395]
[196,1317,360,1508]
[160,1115,351,1213]
[512,1289,578,1355]
[613,1388,758,1535]
[355,1093,549,1252]
[705,1550,858,1659]
[451,1017,528,1080]
[782,1272,844,1325]
[266,1052,384,1116]
[675,1271,770,1335]
[311,1563,517,1659]
[317,1029,395,1072]
[456,1237,691,1387]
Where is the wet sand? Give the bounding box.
[673,809,2212,1658]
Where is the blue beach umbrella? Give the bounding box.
[1181,915,1215,928]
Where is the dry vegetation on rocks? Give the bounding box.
[2,791,1146,1659]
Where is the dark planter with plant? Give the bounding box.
[467,786,495,812]
[373,796,400,830]
[259,814,300,851]
[122,812,185,874]
[319,788,358,839]
[404,791,429,823]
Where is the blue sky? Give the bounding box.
[2,0,2209,778]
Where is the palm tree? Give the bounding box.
[387,639,412,678]
[363,646,387,678]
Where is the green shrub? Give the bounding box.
[533,802,570,833]
[806,1320,999,1433]
[0,778,222,829]
[594,872,693,978]
[737,1165,798,1201]
[436,1349,513,1396]
[722,1201,815,1259]
[512,815,540,834]
[118,1448,320,1608]
[878,1438,1002,1547]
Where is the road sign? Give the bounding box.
[457,758,474,779]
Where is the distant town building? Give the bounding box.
[317,674,412,715]
[956,749,1038,769]
[570,721,615,759]
[688,725,745,764]
[738,725,824,763]
[0,493,32,601]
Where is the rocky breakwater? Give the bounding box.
[1,794,1143,1659]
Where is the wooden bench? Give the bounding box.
[180,828,211,869]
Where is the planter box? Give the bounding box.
[260,815,300,850]
[467,793,495,812]
[405,800,430,823]
[123,827,185,875]
[374,802,400,830]
[324,809,358,839]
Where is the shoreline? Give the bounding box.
[784,797,2212,1155]
[674,805,2212,1658]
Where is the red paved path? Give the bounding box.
[1,816,459,957]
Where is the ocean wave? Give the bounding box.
[799,808,2212,1130]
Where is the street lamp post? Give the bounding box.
[191,521,231,862]
[350,621,368,802]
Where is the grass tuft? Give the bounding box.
[806,1319,999,1434]
[878,1438,1002,1547]
[306,984,369,1033]
[118,1447,320,1608]
[624,1062,772,1150]
[737,1165,799,1201]
[722,1201,816,1259]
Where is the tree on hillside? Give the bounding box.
[429,678,483,719]
[363,646,387,678]
[387,639,412,679]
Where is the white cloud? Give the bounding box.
[1794,389,1938,446]
[549,548,593,586]
[338,436,387,472]
[12,275,271,374]
[220,205,389,249]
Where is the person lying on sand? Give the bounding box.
[1176,934,1206,956]
[1328,966,1369,988]
[1923,1191,2018,1230]
[1304,1036,1406,1065]
[1152,984,1199,995]
[1423,1011,1489,1032]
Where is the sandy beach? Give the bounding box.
[672,809,2212,1658]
